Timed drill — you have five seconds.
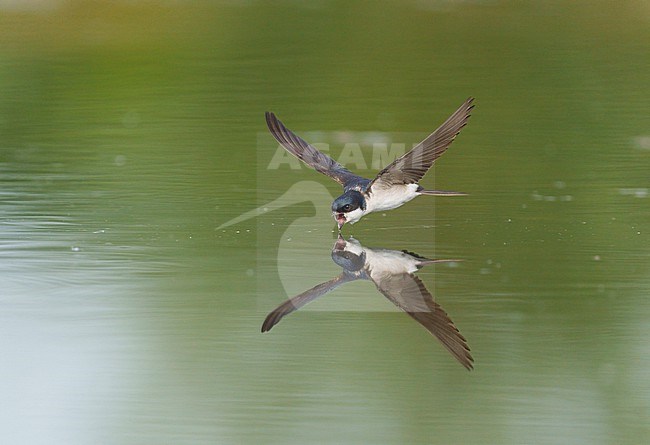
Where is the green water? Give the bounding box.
[1,1,648,444]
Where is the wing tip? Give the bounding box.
[464,97,475,116]
[265,111,276,127]
[261,314,276,333]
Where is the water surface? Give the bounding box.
[0,1,648,444]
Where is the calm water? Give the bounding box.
[1,1,649,444]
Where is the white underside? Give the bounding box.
[366,249,423,276]
[344,238,422,275]
[365,184,420,212]
[343,184,421,225]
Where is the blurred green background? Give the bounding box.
[0,1,648,444]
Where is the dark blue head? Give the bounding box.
[332,190,366,213]
[332,190,366,229]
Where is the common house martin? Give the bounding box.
[262,237,474,370]
[266,97,474,231]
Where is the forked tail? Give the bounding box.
[418,189,467,196]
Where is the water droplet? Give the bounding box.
[71,246,81,252]
[618,187,648,198]
[632,135,650,150]
[114,155,126,167]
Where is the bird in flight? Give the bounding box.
[265,97,474,230]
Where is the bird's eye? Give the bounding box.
[342,204,352,212]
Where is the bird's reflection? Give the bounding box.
[262,237,474,370]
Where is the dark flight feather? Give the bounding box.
[265,112,362,188]
[367,97,474,193]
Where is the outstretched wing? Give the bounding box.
[266,112,363,187]
[367,97,474,193]
[261,273,354,333]
[373,273,474,370]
